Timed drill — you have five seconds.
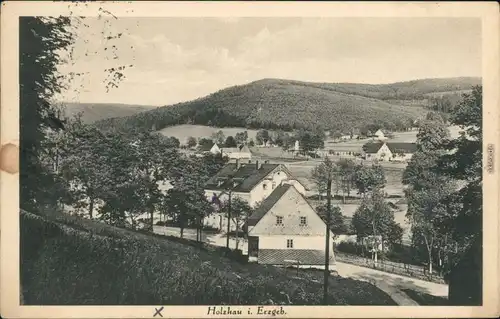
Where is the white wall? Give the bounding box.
[249,170,290,206]
[258,235,334,255]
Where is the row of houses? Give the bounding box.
[199,142,252,159]
[202,159,335,269]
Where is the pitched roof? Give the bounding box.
[247,184,292,226]
[198,142,216,152]
[204,162,282,193]
[363,142,384,153]
[363,142,417,154]
[386,143,417,154]
[258,249,334,265]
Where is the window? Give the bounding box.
[272,181,276,189]
[263,183,268,190]
[276,216,283,225]
[287,239,294,248]
[300,216,307,226]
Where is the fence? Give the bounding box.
[335,252,446,284]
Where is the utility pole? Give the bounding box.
[226,190,232,249]
[323,174,332,305]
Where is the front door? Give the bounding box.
[248,236,259,259]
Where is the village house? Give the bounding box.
[363,142,417,162]
[199,143,252,160]
[219,145,252,159]
[203,160,307,231]
[246,184,336,270]
[198,142,222,155]
[373,129,386,141]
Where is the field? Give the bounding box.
[158,124,260,144]
[21,210,396,305]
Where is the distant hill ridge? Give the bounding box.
[89,77,480,133]
[58,102,157,124]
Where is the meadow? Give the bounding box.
[21,210,396,305]
[158,124,260,144]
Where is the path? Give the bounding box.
[335,261,448,305]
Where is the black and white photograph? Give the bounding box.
[1,1,498,318]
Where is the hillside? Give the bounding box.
[58,102,157,124]
[21,210,396,305]
[92,77,480,134]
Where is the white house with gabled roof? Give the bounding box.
[246,184,336,270]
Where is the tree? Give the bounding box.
[187,136,197,148]
[58,116,111,219]
[435,87,482,304]
[256,129,270,146]
[353,164,386,197]
[20,16,75,212]
[248,139,255,147]
[296,129,325,155]
[234,131,248,145]
[403,118,454,274]
[316,205,348,242]
[337,159,356,201]
[198,138,214,150]
[163,136,180,148]
[211,130,226,145]
[351,189,402,262]
[220,197,252,250]
[224,136,237,148]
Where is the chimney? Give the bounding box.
[264,160,269,164]
[255,160,262,170]
[236,158,241,169]
[248,160,252,164]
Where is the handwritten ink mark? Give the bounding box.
[153,307,164,317]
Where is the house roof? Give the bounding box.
[386,143,417,154]
[198,142,217,152]
[247,184,292,226]
[363,142,385,153]
[258,249,334,265]
[204,162,283,193]
[363,142,417,154]
[221,147,241,153]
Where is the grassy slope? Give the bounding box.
[60,102,157,124]
[21,210,396,305]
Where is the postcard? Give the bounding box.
[1,1,498,318]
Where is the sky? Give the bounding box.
[56,17,482,106]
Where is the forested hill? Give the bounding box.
[59,102,156,124]
[93,77,481,134]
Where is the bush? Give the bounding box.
[336,241,362,255]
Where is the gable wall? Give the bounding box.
[249,186,330,236]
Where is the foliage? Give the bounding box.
[352,164,386,197]
[198,137,214,149]
[435,86,482,273]
[351,190,402,249]
[234,131,248,144]
[316,205,348,237]
[224,135,238,148]
[211,130,226,145]
[256,129,271,145]
[20,16,74,212]
[187,136,197,148]
[295,129,325,154]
